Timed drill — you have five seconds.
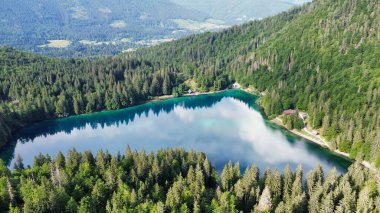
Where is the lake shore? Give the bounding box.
[139,88,377,172]
[5,85,376,172]
[237,85,377,172]
[1,90,228,150]
[139,90,226,104]
[270,115,376,172]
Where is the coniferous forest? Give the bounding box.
[1,0,379,164]
[0,0,380,211]
[1,148,379,212]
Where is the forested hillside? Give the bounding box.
[255,0,380,162]
[0,0,208,57]
[128,0,380,164]
[0,46,182,148]
[1,149,379,212]
[0,0,308,57]
[0,0,379,166]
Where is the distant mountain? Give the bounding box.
[170,0,311,23]
[0,0,311,57]
[0,0,209,57]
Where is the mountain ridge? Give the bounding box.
[170,0,311,23]
[0,0,311,57]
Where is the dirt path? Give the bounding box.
[272,116,376,172]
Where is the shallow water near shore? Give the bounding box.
[0,90,351,173]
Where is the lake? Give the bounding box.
[0,90,351,173]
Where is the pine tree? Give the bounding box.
[13,154,24,170]
[258,186,272,212]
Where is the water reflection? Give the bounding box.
[0,90,351,173]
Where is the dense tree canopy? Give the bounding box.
[127,0,380,163]
[0,48,184,149]
[0,148,379,212]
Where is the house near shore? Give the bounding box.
[283,109,309,125]
[232,82,241,89]
[283,109,296,116]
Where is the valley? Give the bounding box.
[0,0,309,57]
[0,0,379,212]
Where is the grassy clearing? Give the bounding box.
[40,40,71,48]
[110,20,127,29]
[172,19,228,31]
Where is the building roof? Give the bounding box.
[283,109,296,115]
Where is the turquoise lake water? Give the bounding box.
[0,90,351,173]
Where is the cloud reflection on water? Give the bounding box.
[6,91,351,174]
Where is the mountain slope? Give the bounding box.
[0,0,312,57]
[0,0,209,57]
[252,0,380,160]
[129,0,380,163]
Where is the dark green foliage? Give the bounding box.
[0,115,11,148]
[0,46,187,148]
[1,149,379,212]
[283,113,305,130]
[121,0,379,162]
[127,0,380,162]
[339,140,352,153]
